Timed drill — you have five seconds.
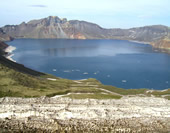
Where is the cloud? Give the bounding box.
[138,14,153,19]
[29,5,47,8]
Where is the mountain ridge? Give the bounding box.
[1,16,170,49]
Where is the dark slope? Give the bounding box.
[0,55,45,76]
[0,28,13,41]
[0,41,8,55]
[0,41,44,76]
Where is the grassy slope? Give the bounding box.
[0,56,115,98]
[0,52,169,99]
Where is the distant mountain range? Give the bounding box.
[0,16,170,49]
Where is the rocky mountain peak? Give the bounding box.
[42,16,67,26]
[47,16,61,22]
[26,16,66,26]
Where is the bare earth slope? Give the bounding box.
[0,97,169,132]
[151,35,170,49]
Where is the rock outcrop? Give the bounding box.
[0,97,169,132]
[0,41,8,55]
[0,41,8,50]
[151,30,170,49]
[0,28,13,41]
[152,38,170,49]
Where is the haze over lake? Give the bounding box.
[7,39,170,90]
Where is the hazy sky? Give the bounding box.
[1,0,170,28]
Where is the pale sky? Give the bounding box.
[0,0,170,28]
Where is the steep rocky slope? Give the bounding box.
[151,30,170,49]
[0,41,8,55]
[2,16,107,39]
[1,16,170,50]
[0,28,13,41]
[152,38,170,49]
[2,16,169,42]
[0,41,8,50]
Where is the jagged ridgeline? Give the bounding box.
[1,16,170,49]
[0,16,169,41]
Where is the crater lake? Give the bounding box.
[7,39,170,90]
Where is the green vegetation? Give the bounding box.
[99,85,148,95]
[147,89,170,100]
[0,62,73,97]
[150,89,170,96]
[0,58,109,98]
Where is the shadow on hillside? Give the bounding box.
[0,55,45,77]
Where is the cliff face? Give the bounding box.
[107,25,168,42]
[151,28,170,49]
[0,28,13,41]
[0,41,8,49]
[2,16,107,39]
[0,41,8,55]
[152,38,170,49]
[128,25,168,42]
[2,16,169,42]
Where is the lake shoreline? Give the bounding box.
[128,40,150,45]
[6,38,170,90]
[4,45,16,62]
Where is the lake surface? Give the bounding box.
[7,39,170,90]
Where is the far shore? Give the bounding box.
[128,40,150,44]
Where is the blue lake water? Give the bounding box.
[7,39,170,90]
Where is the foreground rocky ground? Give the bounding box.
[0,96,169,132]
